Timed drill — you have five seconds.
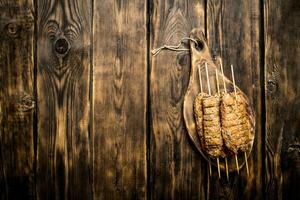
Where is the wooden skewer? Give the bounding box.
[231,65,249,176]
[215,69,222,179]
[219,58,227,93]
[205,63,211,96]
[244,150,249,176]
[217,158,221,179]
[198,65,203,93]
[231,65,238,106]
[215,69,220,96]
[235,154,239,174]
[225,157,229,181]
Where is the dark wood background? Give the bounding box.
[0,0,299,199]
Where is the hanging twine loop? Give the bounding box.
[151,37,198,56]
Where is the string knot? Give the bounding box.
[151,37,198,56]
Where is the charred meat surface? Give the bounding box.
[220,91,254,154]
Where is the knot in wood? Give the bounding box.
[54,37,70,56]
[6,23,19,37]
[8,92,35,120]
[267,79,277,93]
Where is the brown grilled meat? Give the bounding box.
[220,91,254,153]
[202,95,224,158]
[194,93,205,149]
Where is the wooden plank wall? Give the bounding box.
[36,0,92,199]
[92,0,147,199]
[0,0,35,199]
[0,0,299,199]
[264,0,300,199]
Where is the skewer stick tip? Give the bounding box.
[205,62,211,96]
[235,154,239,174]
[225,157,229,181]
[244,152,249,176]
[217,157,221,179]
[231,65,237,95]
[220,59,227,93]
[231,65,238,108]
[215,69,220,95]
[197,65,203,93]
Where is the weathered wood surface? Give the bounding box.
[0,1,35,199]
[150,1,207,199]
[206,0,263,199]
[0,0,299,199]
[92,0,147,199]
[36,0,92,199]
[264,0,300,199]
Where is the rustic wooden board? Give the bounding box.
[264,0,300,199]
[0,0,299,199]
[206,0,262,199]
[0,1,35,199]
[36,0,92,199]
[150,1,207,199]
[92,0,147,199]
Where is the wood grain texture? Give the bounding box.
[0,1,300,199]
[0,1,35,199]
[207,0,262,199]
[92,0,147,199]
[264,0,300,199]
[150,1,207,199]
[36,0,92,199]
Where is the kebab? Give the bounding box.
[193,64,212,176]
[193,65,204,150]
[219,63,254,175]
[230,65,254,175]
[215,68,229,181]
[219,61,239,173]
[194,63,225,178]
[203,63,224,178]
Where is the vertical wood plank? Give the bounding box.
[206,0,262,199]
[264,0,300,199]
[0,1,35,199]
[36,0,92,199]
[150,1,206,199]
[92,0,147,199]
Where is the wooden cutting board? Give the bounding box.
[183,28,255,172]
